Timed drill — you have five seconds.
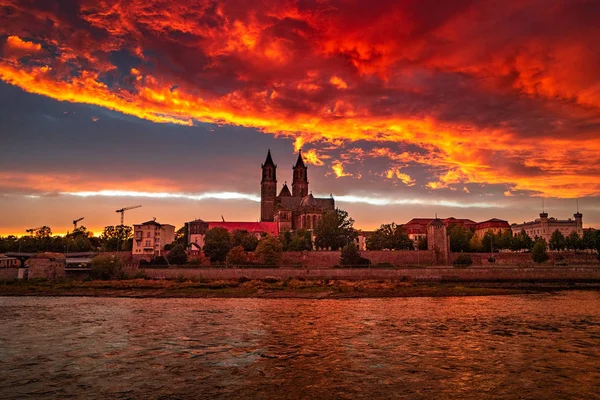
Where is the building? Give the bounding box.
[511,212,583,241]
[132,220,175,256]
[0,255,18,268]
[261,150,335,232]
[474,218,511,239]
[187,219,278,250]
[403,217,477,244]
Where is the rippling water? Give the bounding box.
[1,292,600,399]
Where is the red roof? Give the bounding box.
[475,219,510,230]
[207,221,279,236]
[402,217,477,234]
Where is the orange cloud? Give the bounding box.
[1,0,599,199]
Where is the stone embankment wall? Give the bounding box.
[281,250,436,268]
[141,266,600,282]
[451,251,598,266]
[0,267,18,281]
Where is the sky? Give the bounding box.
[1,0,599,236]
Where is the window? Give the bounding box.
[145,240,150,246]
[146,232,151,238]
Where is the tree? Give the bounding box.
[35,226,52,238]
[549,230,566,251]
[174,225,188,247]
[532,238,549,263]
[565,231,582,251]
[254,235,283,266]
[100,225,132,252]
[90,255,124,280]
[314,209,356,250]
[447,224,473,252]
[227,245,248,266]
[582,229,597,250]
[417,236,428,250]
[366,223,413,250]
[482,231,495,253]
[497,229,514,250]
[511,229,533,251]
[469,234,483,252]
[232,230,259,252]
[203,227,232,262]
[340,242,370,267]
[289,229,313,251]
[167,244,188,265]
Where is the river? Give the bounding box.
[1,292,599,399]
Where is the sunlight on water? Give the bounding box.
[1,292,600,399]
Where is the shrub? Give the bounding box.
[139,259,150,267]
[488,256,496,264]
[227,245,248,266]
[373,262,394,269]
[133,270,148,279]
[203,227,232,262]
[453,254,473,267]
[532,239,549,264]
[238,276,251,284]
[90,255,124,280]
[150,256,169,266]
[340,243,371,267]
[187,258,203,266]
[167,244,188,265]
[255,236,283,267]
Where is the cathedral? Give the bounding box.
[261,149,335,232]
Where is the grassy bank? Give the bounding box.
[2,278,599,298]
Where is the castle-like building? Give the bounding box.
[261,150,335,232]
[511,211,583,241]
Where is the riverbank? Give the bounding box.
[2,278,600,298]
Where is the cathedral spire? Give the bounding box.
[263,149,275,167]
[294,149,306,168]
[292,149,308,197]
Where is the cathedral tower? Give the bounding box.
[261,149,277,222]
[292,150,309,197]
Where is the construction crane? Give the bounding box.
[115,205,141,225]
[73,217,84,230]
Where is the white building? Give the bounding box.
[511,212,583,241]
[132,220,175,257]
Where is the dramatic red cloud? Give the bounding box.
[1,0,599,198]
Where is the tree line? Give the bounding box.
[0,225,135,253]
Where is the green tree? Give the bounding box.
[254,235,283,266]
[279,231,293,251]
[203,227,232,262]
[532,238,549,263]
[482,231,496,253]
[227,245,248,266]
[511,229,534,251]
[565,231,582,250]
[497,229,514,250]
[167,244,188,265]
[582,229,597,250]
[314,209,357,250]
[366,223,413,250]
[174,225,188,247]
[447,224,474,252]
[100,225,132,252]
[549,230,566,251]
[340,242,370,267]
[417,236,428,250]
[34,226,52,238]
[289,229,313,251]
[90,255,124,280]
[232,230,259,252]
[469,234,483,252]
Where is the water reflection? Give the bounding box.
[1,292,599,399]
